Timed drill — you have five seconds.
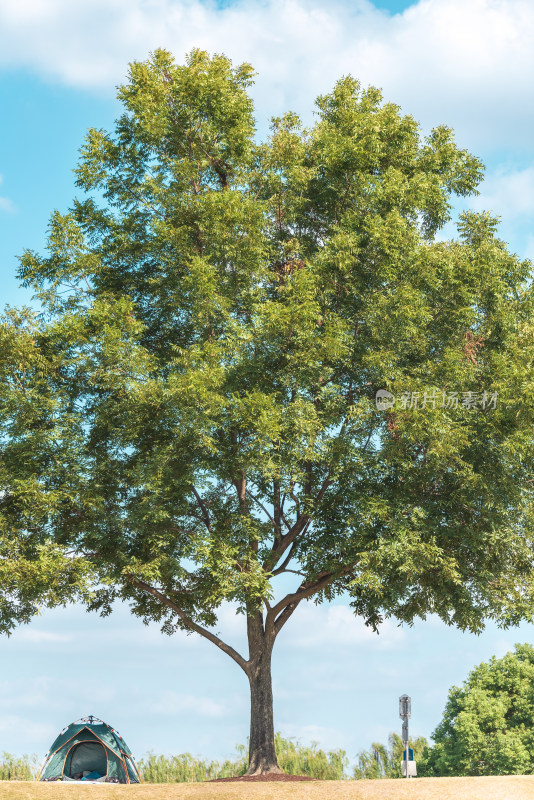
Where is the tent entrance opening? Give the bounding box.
[69,742,107,778]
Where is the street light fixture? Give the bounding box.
[399,694,411,779]
[399,695,411,719]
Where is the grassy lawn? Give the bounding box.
[2,777,534,800]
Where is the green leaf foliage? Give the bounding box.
[2,47,534,650]
[422,644,534,776]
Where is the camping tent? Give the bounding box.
[38,716,141,783]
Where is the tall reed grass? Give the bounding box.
[353,733,429,779]
[0,752,39,780]
[138,750,248,782]
[272,732,349,779]
[138,733,349,781]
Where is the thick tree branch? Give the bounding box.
[266,562,358,637]
[191,486,211,532]
[233,473,247,506]
[263,471,331,571]
[315,473,333,506]
[304,461,312,498]
[271,540,300,576]
[246,489,276,527]
[230,431,257,555]
[262,515,310,571]
[288,485,300,520]
[268,571,333,622]
[129,577,249,673]
[273,480,282,542]
[272,600,300,636]
[362,428,375,452]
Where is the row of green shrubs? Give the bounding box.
[0,732,428,781]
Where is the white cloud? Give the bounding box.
[0,715,56,744]
[473,165,534,219]
[277,721,349,751]
[491,637,526,659]
[0,196,14,212]
[14,630,73,644]
[0,0,532,152]
[151,690,226,717]
[278,602,406,649]
[0,676,52,710]
[0,675,116,712]
[441,164,534,257]
[425,162,534,258]
[524,234,534,262]
[0,172,14,212]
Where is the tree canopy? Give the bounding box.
[422,644,534,776]
[1,47,534,772]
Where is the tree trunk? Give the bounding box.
[246,612,282,775]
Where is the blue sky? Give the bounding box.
[1,0,534,771]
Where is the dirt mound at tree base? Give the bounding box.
[208,773,318,781]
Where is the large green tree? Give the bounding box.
[422,644,534,776]
[2,49,534,774]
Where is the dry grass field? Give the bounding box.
[2,777,534,800]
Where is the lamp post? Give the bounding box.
[399,694,411,779]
